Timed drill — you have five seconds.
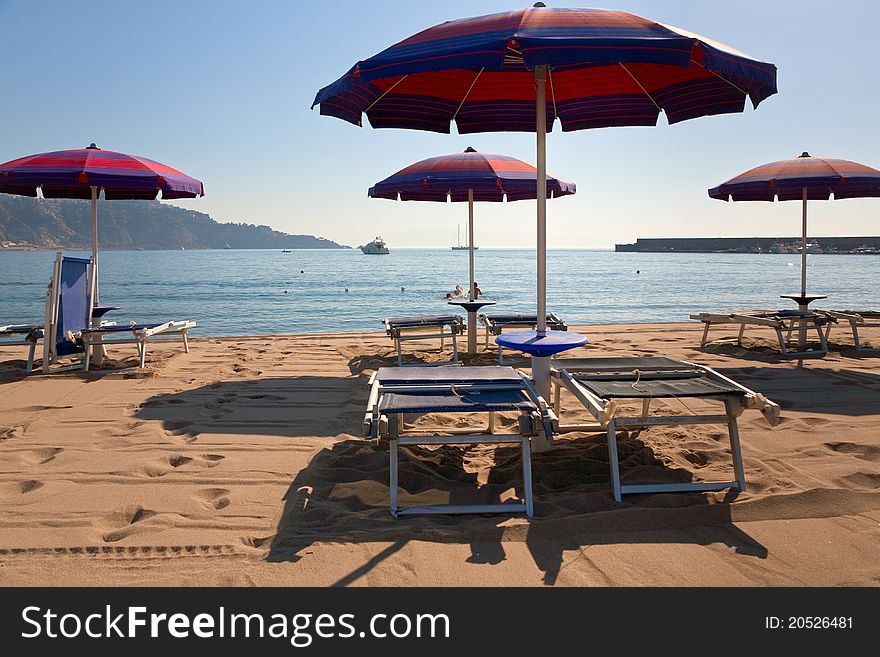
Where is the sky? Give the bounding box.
[1,0,878,248]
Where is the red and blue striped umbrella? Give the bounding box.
[368,147,575,202]
[313,5,777,133]
[0,143,204,301]
[709,153,880,302]
[370,147,574,342]
[313,3,778,393]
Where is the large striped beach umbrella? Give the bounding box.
[0,143,204,302]
[709,153,880,302]
[313,3,778,394]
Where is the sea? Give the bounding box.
[1,249,877,336]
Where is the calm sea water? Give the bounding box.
[1,249,877,336]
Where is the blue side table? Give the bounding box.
[448,299,496,355]
[495,329,588,397]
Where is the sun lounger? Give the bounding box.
[479,312,568,362]
[551,357,780,502]
[0,324,44,372]
[37,252,195,372]
[382,314,465,366]
[363,365,557,517]
[690,310,831,358]
[815,310,880,351]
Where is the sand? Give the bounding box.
[0,322,878,586]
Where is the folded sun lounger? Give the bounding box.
[363,365,557,517]
[690,310,831,358]
[36,252,195,373]
[815,310,880,351]
[478,312,567,362]
[382,314,465,366]
[551,357,780,502]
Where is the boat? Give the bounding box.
[224,242,231,249]
[360,236,390,255]
[281,249,292,253]
[796,240,822,254]
[451,225,477,251]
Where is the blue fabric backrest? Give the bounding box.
[56,256,91,356]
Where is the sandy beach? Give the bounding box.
[0,322,878,587]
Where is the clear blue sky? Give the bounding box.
[1,0,878,247]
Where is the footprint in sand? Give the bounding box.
[96,504,157,543]
[193,488,231,510]
[824,442,880,462]
[0,425,26,441]
[0,479,44,498]
[21,447,63,465]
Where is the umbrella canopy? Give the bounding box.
[0,144,204,199]
[313,5,777,133]
[709,152,880,299]
[368,147,576,202]
[0,143,204,301]
[314,3,778,394]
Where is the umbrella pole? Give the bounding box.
[91,186,99,304]
[798,186,809,350]
[467,189,477,355]
[533,65,550,398]
[800,187,808,299]
[90,185,105,367]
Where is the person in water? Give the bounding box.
[472,282,483,298]
[454,284,464,297]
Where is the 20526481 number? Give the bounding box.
[787,617,852,629]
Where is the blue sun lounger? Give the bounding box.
[363,365,557,517]
[551,357,780,502]
[36,252,195,373]
[382,314,465,366]
[479,312,567,362]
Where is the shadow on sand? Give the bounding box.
[133,374,769,586]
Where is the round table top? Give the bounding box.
[447,299,496,313]
[92,304,121,318]
[495,329,588,357]
[780,294,827,307]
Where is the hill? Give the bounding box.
[0,196,348,250]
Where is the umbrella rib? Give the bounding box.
[547,68,559,123]
[451,68,484,123]
[364,74,409,114]
[690,58,748,97]
[618,63,661,112]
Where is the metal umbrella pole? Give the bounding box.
[465,188,479,354]
[797,186,809,349]
[533,64,551,399]
[90,185,105,366]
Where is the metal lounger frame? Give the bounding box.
[384,317,464,367]
[363,371,557,517]
[816,310,880,352]
[35,252,194,373]
[690,311,829,359]
[81,321,195,370]
[551,360,780,502]
[479,313,567,363]
[0,325,42,373]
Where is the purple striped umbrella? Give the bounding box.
[709,153,880,300]
[369,146,576,298]
[370,146,576,354]
[0,143,204,301]
[314,3,778,394]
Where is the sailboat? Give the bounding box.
[451,225,477,251]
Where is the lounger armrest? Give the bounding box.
[143,320,195,337]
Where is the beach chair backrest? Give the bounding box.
[55,256,92,355]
